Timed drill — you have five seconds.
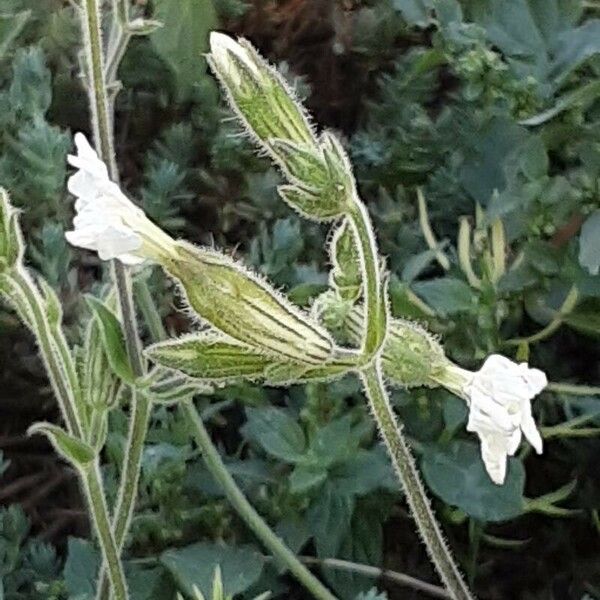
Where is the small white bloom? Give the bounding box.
[209,32,260,87]
[466,354,547,485]
[65,133,174,265]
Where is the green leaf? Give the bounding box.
[520,80,600,126]
[289,465,328,494]
[241,407,307,463]
[333,448,397,496]
[412,277,476,316]
[161,542,264,598]
[307,415,355,468]
[86,296,135,384]
[421,441,525,522]
[28,423,96,468]
[150,0,217,102]
[63,537,99,600]
[518,136,548,181]
[467,0,584,87]
[307,482,355,557]
[392,0,436,26]
[579,211,600,277]
[564,308,600,338]
[0,11,30,60]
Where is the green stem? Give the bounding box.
[360,363,473,600]
[347,199,385,359]
[83,463,129,600]
[546,382,600,396]
[134,276,167,341]
[505,285,579,347]
[79,2,148,599]
[184,401,338,600]
[8,269,83,437]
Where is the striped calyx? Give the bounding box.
[164,242,337,366]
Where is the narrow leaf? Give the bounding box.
[28,422,96,468]
[86,296,136,384]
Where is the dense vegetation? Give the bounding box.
[0,0,599,598]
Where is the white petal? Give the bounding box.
[507,428,522,456]
[521,411,543,454]
[467,386,515,433]
[520,365,548,396]
[479,433,508,485]
[209,32,259,83]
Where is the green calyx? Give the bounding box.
[315,291,448,388]
[145,332,349,386]
[163,242,337,366]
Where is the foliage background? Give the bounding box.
[1,0,600,598]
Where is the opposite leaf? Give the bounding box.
[86,296,136,384]
[28,422,96,468]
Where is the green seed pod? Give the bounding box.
[164,243,336,365]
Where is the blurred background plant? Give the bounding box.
[0,0,600,598]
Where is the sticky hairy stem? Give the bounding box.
[8,269,83,437]
[360,363,473,600]
[82,463,129,600]
[347,199,385,359]
[184,401,338,600]
[79,1,148,599]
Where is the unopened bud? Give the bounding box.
[208,32,314,149]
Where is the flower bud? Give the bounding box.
[0,188,24,275]
[164,242,336,365]
[208,32,315,149]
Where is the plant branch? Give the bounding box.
[184,401,338,600]
[7,269,83,437]
[360,363,473,600]
[79,2,149,599]
[546,382,600,396]
[298,556,451,599]
[347,199,385,359]
[82,463,129,600]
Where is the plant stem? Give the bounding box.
[184,401,338,600]
[546,382,600,396]
[360,362,473,600]
[79,2,148,599]
[8,269,83,437]
[134,275,167,341]
[82,463,129,600]
[297,556,450,599]
[347,199,385,358]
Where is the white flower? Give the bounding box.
[65,133,174,265]
[209,32,260,87]
[466,354,547,485]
